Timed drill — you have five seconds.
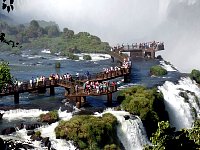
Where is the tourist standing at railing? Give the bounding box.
[76,72,79,80]
[30,78,33,88]
[75,84,78,94]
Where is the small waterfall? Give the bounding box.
[1,109,49,120]
[159,60,178,72]
[96,109,150,150]
[37,109,76,150]
[0,108,77,149]
[158,77,200,130]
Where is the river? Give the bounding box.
[0,49,185,149]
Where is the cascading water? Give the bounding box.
[158,77,200,130]
[95,109,150,150]
[0,108,77,149]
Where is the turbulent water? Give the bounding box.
[0,49,195,149]
[96,109,150,150]
[158,77,200,130]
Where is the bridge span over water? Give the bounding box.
[0,41,164,108]
[0,49,131,108]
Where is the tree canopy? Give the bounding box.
[55,113,119,150]
[119,86,169,137]
[0,61,12,90]
[144,120,200,150]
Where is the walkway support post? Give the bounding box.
[65,88,70,96]
[50,86,55,96]
[81,96,86,103]
[124,74,130,83]
[14,92,19,104]
[76,96,81,108]
[107,93,112,106]
[111,56,114,62]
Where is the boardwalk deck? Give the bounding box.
[0,47,132,108]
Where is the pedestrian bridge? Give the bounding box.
[0,48,131,108]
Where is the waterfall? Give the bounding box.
[158,77,200,130]
[0,108,77,149]
[96,109,150,150]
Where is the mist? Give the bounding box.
[3,0,200,73]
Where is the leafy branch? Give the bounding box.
[1,0,22,48]
[2,0,14,13]
[0,33,22,48]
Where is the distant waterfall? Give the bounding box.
[98,109,150,150]
[158,77,200,130]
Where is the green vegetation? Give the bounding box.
[0,61,12,90]
[55,113,119,150]
[190,69,200,84]
[40,110,59,123]
[83,54,92,60]
[0,20,110,57]
[119,86,168,137]
[144,120,200,150]
[150,65,167,76]
[55,62,61,68]
[35,131,41,137]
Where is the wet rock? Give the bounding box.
[0,113,4,120]
[25,123,42,130]
[0,137,6,150]
[1,127,16,135]
[27,130,35,136]
[42,137,51,148]
[40,113,58,124]
[16,123,24,130]
[124,115,130,120]
[30,134,42,141]
[130,115,138,120]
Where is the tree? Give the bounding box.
[46,25,60,37]
[63,28,74,39]
[0,61,12,90]
[144,121,199,150]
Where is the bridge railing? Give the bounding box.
[68,83,118,96]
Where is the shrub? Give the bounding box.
[67,53,79,60]
[55,113,119,150]
[150,65,167,76]
[83,54,92,60]
[55,62,61,68]
[35,131,41,137]
[190,69,200,84]
[40,110,59,123]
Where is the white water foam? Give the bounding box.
[41,49,51,54]
[158,77,200,130]
[1,109,49,121]
[37,109,76,150]
[159,60,178,72]
[95,108,150,150]
[0,108,77,149]
[74,53,111,61]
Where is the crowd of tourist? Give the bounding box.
[82,80,117,95]
[111,41,164,51]
[0,69,120,95]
